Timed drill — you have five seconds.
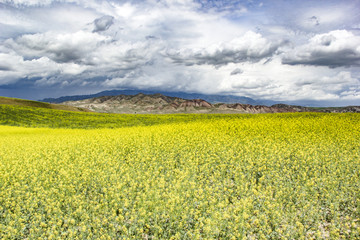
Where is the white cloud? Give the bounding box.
[298,5,352,30]
[6,31,110,63]
[207,58,360,101]
[0,53,66,84]
[0,0,84,7]
[166,31,283,66]
[0,0,359,105]
[282,30,360,67]
[0,52,88,82]
[230,68,243,75]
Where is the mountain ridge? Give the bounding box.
[61,93,360,114]
[40,89,274,106]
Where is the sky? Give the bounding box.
[0,0,359,106]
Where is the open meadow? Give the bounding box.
[0,105,359,239]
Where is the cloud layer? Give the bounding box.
[167,31,283,66]
[282,30,360,67]
[0,0,359,105]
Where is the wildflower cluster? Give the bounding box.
[0,113,359,239]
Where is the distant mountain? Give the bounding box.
[61,93,360,114]
[40,89,276,106]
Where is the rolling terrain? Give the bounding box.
[0,101,245,129]
[0,96,91,112]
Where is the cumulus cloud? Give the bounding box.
[6,31,110,63]
[311,16,319,25]
[1,29,164,89]
[282,30,360,67]
[295,71,359,93]
[230,68,243,75]
[231,77,272,90]
[0,0,85,7]
[0,0,359,106]
[89,40,162,71]
[4,29,160,69]
[0,0,54,6]
[288,71,360,102]
[196,0,247,15]
[0,52,68,85]
[0,65,12,71]
[167,31,283,66]
[93,15,114,32]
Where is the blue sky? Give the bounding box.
[0,0,359,106]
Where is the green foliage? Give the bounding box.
[0,104,253,129]
[0,96,89,112]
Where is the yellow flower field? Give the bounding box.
[0,113,359,239]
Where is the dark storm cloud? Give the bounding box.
[93,15,114,32]
[283,50,360,68]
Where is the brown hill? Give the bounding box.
[62,93,360,114]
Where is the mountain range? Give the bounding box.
[40,89,275,106]
[61,93,360,114]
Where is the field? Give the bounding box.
[0,105,359,239]
[0,96,91,113]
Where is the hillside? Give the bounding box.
[0,96,91,112]
[0,103,251,129]
[62,93,360,114]
[4,99,354,129]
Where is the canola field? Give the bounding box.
[0,111,359,239]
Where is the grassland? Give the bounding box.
[0,96,91,112]
[0,104,359,239]
[0,104,251,129]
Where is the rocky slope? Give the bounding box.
[62,93,360,114]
